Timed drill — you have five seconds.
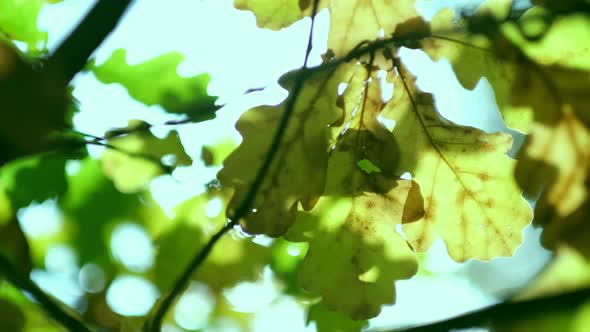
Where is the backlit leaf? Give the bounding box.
[285,68,421,319]
[91,49,219,120]
[234,0,420,56]
[387,63,532,261]
[218,64,358,236]
[234,0,305,30]
[325,0,419,56]
[289,148,419,319]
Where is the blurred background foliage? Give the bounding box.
[0,0,590,332]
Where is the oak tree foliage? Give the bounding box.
[0,0,589,331]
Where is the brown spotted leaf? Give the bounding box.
[385,63,532,262]
[285,67,421,319]
[420,5,590,256]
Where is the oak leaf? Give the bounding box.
[234,0,420,56]
[386,63,532,261]
[91,49,218,121]
[285,68,422,319]
[218,64,358,236]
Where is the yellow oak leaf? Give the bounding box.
[234,0,306,30]
[234,0,420,56]
[285,68,422,319]
[386,61,532,261]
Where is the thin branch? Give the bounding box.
[58,129,174,174]
[85,118,193,143]
[46,0,133,82]
[144,1,322,331]
[85,140,173,174]
[0,254,92,332]
[428,34,493,52]
[384,287,590,332]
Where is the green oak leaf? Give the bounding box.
[288,150,420,319]
[101,120,191,193]
[91,49,219,120]
[218,63,360,236]
[0,0,46,52]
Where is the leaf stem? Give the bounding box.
[384,286,590,332]
[0,254,93,332]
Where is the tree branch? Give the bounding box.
[46,0,133,82]
[0,254,92,332]
[385,287,590,332]
[143,1,322,331]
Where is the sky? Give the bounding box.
[21,0,550,331]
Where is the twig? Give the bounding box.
[0,254,93,332]
[84,118,193,143]
[143,0,322,331]
[86,140,173,174]
[384,287,590,332]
